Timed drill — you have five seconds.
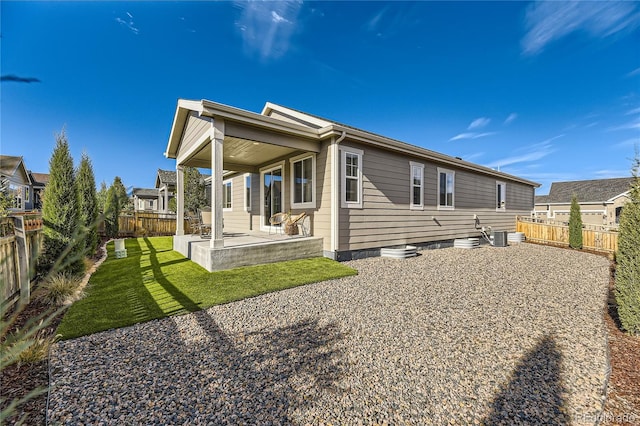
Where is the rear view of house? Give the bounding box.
[166,99,539,269]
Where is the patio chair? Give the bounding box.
[199,209,212,239]
[285,212,307,236]
[269,212,289,235]
[187,214,200,235]
[297,214,311,237]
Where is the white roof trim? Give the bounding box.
[606,191,631,203]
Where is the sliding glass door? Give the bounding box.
[262,166,283,228]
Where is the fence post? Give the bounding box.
[12,216,31,306]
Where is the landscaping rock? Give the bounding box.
[48,244,610,425]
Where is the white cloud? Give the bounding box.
[504,113,518,125]
[594,169,630,178]
[521,1,640,55]
[115,12,139,35]
[366,7,387,32]
[235,0,302,60]
[610,117,640,131]
[614,138,640,148]
[449,132,497,142]
[271,11,290,24]
[626,106,640,115]
[468,117,490,130]
[627,67,640,78]
[485,135,562,169]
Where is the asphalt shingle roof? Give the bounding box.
[536,177,634,204]
[157,169,176,185]
[0,155,23,176]
[133,188,160,197]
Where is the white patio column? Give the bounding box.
[176,165,185,235]
[210,118,224,248]
[163,185,169,213]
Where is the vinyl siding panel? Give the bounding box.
[337,141,535,251]
[179,112,210,158]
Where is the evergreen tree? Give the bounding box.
[104,186,120,239]
[38,130,84,276]
[77,152,98,256]
[112,176,131,212]
[615,152,640,335]
[184,167,207,213]
[96,181,108,213]
[569,194,583,249]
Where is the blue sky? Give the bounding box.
[2,1,639,195]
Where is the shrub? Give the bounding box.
[15,329,59,364]
[569,194,583,249]
[35,272,84,307]
[77,152,99,257]
[104,186,120,239]
[38,130,84,276]
[615,152,640,335]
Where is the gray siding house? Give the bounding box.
[0,155,33,212]
[166,99,539,263]
[534,177,634,228]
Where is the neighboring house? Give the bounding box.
[155,169,176,213]
[28,171,49,210]
[0,155,33,211]
[534,177,634,227]
[132,188,161,212]
[165,99,540,261]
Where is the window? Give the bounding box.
[410,162,424,210]
[496,181,506,211]
[9,184,22,210]
[437,168,454,210]
[290,154,316,209]
[24,186,30,203]
[244,174,252,211]
[340,147,363,208]
[223,180,232,211]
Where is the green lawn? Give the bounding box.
[57,236,357,340]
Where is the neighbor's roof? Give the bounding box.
[133,188,159,198]
[1,155,24,176]
[535,177,634,204]
[166,99,540,188]
[29,172,50,186]
[0,155,32,184]
[156,169,176,186]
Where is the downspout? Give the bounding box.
[331,130,347,258]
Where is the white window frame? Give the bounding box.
[289,153,316,209]
[24,186,30,203]
[409,161,424,210]
[437,167,455,210]
[244,173,252,212]
[9,183,22,210]
[340,147,364,209]
[223,179,232,211]
[496,181,506,212]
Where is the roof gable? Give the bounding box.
[0,155,31,184]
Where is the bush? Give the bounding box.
[15,329,59,365]
[104,186,120,239]
[615,153,640,335]
[34,272,84,307]
[77,152,99,257]
[569,194,583,249]
[38,130,84,276]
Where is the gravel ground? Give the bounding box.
[48,243,610,425]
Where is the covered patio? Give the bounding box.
[166,99,330,271]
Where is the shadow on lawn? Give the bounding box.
[484,333,569,425]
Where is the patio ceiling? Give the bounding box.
[179,136,300,172]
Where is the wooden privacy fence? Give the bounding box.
[1,214,43,308]
[516,216,618,254]
[98,211,191,237]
